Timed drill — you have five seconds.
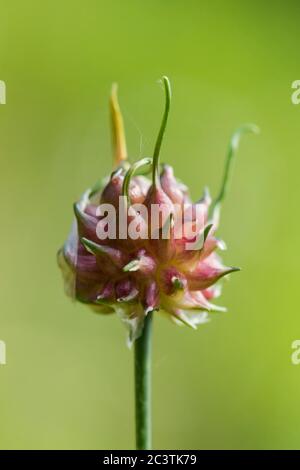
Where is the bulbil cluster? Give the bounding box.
[58,77,258,343]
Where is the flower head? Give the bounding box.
[58,77,258,345]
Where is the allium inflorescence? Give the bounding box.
[58,77,258,344]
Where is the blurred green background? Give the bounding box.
[0,0,299,450]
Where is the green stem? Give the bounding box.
[211,123,259,214]
[122,157,152,205]
[134,312,153,450]
[152,76,172,187]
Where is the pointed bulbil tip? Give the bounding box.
[227,266,241,274]
[203,223,214,243]
[81,237,125,267]
[171,309,198,330]
[123,259,140,272]
[110,82,128,167]
[219,266,241,282]
[187,264,241,291]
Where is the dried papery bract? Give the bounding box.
[110,83,128,168]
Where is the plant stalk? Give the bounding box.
[134,312,153,450]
